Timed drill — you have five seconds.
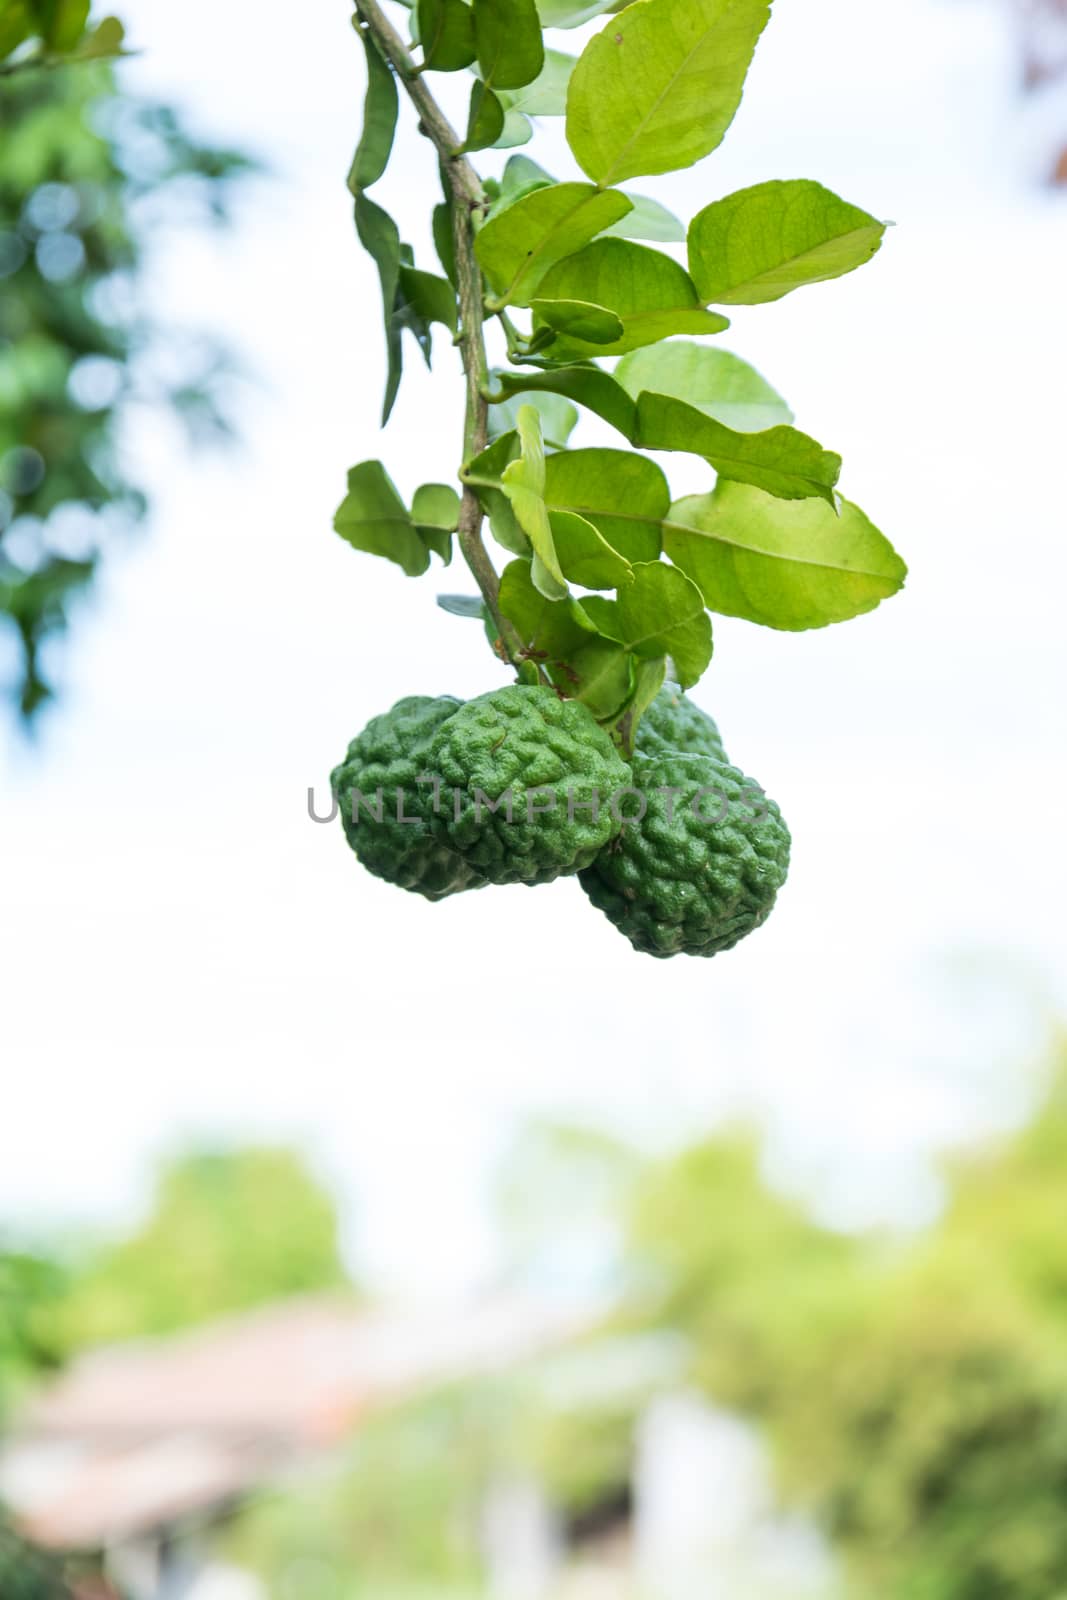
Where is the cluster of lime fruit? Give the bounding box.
[331,685,790,959]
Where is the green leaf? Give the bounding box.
[614,655,669,752]
[543,448,667,562]
[413,483,460,562]
[74,14,125,58]
[487,513,531,558]
[467,430,522,476]
[616,341,793,432]
[354,193,404,424]
[565,0,772,186]
[473,0,545,89]
[534,0,620,25]
[438,594,487,617]
[636,393,841,504]
[578,594,622,640]
[487,155,556,219]
[550,510,633,589]
[0,3,32,59]
[599,192,686,243]
[348,29,398,195]
[465,80,506,150]
[472,433,665,565]
[611,562,713,689]
[397,266,458,343]
[494,110,535,149]
[531,298,624,344]
[517,326,566,359]
[394,279,430,367]
[566,637,634,717]
[488,389,579,449]
[413,483,461,528]
[476,183,632,308]
[499,49,576,115]
[501,407,568,596]
[419,529,454,564]
[334,462,430,577]
[499,561,635,714]
[530,554,567,600]
[631,658,669,720]
[432,197,458,287]
[474,425,523,474]
[418,0,476,71]
[498,558,597,656]
[465,432,529,556]
[492,368,638,440]
[44,0,90,52]
[665,481,907,630]
[688,179,888,306]
[532,238,729,358]
[392,250,454,371]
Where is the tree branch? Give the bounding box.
[352,0,521,664]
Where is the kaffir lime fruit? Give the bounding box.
[428,684,631,887]
[635,685,727,763]
[580,751,790,958]
[331,696,486,901]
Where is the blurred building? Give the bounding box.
[0,1293,600,1600]
[2,1297,833,1600]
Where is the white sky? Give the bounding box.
[2,0,1066,1291]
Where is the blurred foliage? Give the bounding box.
[0,1250,68,1598]
[227,1346,663,1595]
[629,1132,867,1398]
[0,1248,64,1402]
[0,1,124,71]
[620,1038,1067,1600]
[0,1525,68,1600]
[773,1254,1067,1600]
[0,53,250,717]
[9,1067,1067,1600]
[1,1145,347,1597]
[46,1146,352,1350]
[226,1389,499,1599]
[516,1392,633,1527]
[945,1057,1067,1316]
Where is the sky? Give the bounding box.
[2,0,1066,1292]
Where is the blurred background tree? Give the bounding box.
[605,1037,1067,1599]
[0,1525,68,1600]
[224,1389,498,1600]
[8,1070,1067,1599]
[0,1249,63,1399]
[48,1145,353,1351]
[2,1142,352,1596]
[0,22,251,718]
[0,1248,68,1597]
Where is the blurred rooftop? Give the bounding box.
[0,1291,603,1551]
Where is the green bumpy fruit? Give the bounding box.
[331,696,487,901]
[635,685,727,763]
[580,752,790,958]
[428,685,631,887]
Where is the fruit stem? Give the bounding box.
[352,0,522,667]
